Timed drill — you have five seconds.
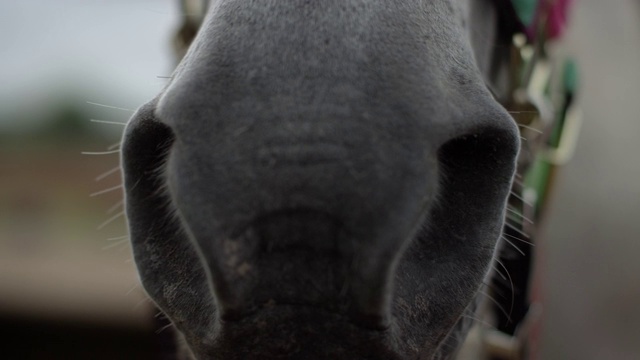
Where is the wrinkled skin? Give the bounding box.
[121,0,519,359]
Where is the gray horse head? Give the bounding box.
[121,0,520,358]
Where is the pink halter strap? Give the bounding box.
[545,0,572,39]
[526,0,573,40]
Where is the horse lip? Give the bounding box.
[203,303,402,360]
[220,301,391,331]
[209,209,394,331]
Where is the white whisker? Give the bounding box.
[494,258,514,318]
[90,184,123,197]
[518,123,543,134]
[492,265,507,281]
[102,238,128,250]
[108,235,129,241]
[95,166,120,181]
[509,191,533,207]
[91,119,127,126]
[108,142,121,151]
[86,101,134,112]
[504,222,530,239]
[97,211,125,230]
[461,314,494,329]
[134,297,152,310]
[82,150,121,155]
[503,232,534,247]
[501,236,525,256]
[155,322,175,334]
[483,280,508,300]
[507,208,534,224]
[479,290,511,322]
[155,311,166,319]
[107,200,124,215]
[125,284,139,296]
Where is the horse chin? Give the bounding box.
[190,305,403,360]
[171,202,496,360]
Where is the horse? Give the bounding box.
[121,0,538,358]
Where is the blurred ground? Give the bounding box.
[540,0,640,359]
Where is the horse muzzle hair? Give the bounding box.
[121,0,520,358]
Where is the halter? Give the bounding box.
[483,1,579,359]
[170,1,580,359]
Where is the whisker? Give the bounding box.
[86,101,134,112]
[501,236,525,256]
[509,191,533,207]
[107,200,124,215]
[504,222,530,239]
[155,322,175,334]
[155,311,167,319]
[479,290,511,322]
[97,211,125,230]
[90,119,127,126]
[125,284,140,296]
[90,184,123,197]
[461,314,495,329]
[102,238,128,250]
[108,234,129,241]
[82,150,121,156]
[517,124,543,134]
[505,214,522,226]
[433,335,461,354]
[108,142,121,151]
[95,166,120,181]
[494,259,515,318]
[133,297,152,310]
[492,265,507,282]
[503,232,534,247]
[512,179,525,189]
[507,208,534,225]
[483,281,508,299]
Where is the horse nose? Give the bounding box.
[121,3,522,358]
[146,67,520,327]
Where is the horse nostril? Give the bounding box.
[433,112,520,247]
[438,128,520,196]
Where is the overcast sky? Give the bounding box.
[0,0,178,127]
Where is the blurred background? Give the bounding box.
[0,0,637,359]
[0,1,176,359]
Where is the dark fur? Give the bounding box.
[122,1,519,358]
